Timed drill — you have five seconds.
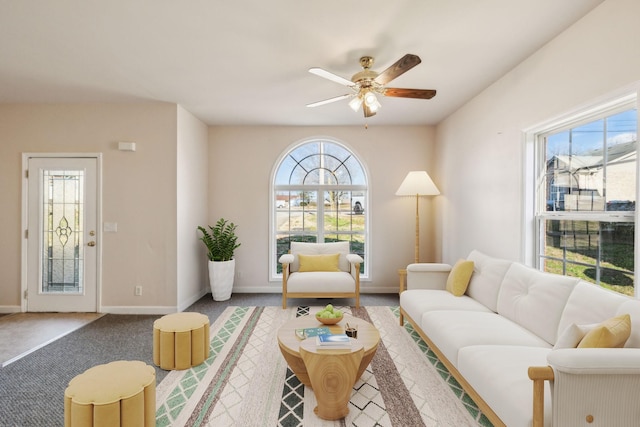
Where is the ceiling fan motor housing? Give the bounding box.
[351,56,379,88]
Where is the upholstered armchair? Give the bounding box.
[279,241,363,309]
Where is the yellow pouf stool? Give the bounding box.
[153,312,210,370]
[64,360,156,427]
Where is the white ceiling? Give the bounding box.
[0,0,604,127]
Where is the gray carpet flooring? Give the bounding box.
[0,293,398,426]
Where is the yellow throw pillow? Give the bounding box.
[577,314,631,348]
[445,259,474,296]
[298,253,341,272]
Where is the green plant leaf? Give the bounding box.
[197,218,241,261]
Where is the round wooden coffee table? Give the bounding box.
[277,314,380,420]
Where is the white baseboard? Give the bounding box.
[361,287,399,294]
[100,306,177,315]
[5,287,397,316]
[232,286,400,294]
[178,288,209,312]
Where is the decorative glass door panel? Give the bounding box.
[27,157,98,312]
[42,169,84,294]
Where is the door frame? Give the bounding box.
[20,153,103,312]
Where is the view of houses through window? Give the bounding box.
[271,139,368,279]
[536,104,637,296]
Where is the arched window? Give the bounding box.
[270,138,369,280]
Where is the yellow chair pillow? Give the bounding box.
[298,253,341,272]
[445,259,474,296]
[577,314,631,348]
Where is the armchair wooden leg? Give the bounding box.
[282,267,288,309]
[354,264,360,308]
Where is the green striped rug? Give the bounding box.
[155,306,490,426]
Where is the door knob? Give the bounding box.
[88,241,96,247]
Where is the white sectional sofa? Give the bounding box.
[400,250,640,427]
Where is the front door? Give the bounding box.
[25,156,99,312]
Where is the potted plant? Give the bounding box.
[197,218,241,301]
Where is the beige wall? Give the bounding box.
[176,105,209,310]
[0,103,181,312]
[436,0,640,263]
[0,109,434,313]
[5,0,633,312]
[208,125,438,293]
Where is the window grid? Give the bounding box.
[534,102,637,296]
[272,140,368,279]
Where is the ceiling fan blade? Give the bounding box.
[309,67,354,86]
[363,103,377,118]
[374,54,422,85]
[306,94,352,108]
[383,88,436,99]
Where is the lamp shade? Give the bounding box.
[395,171,440,196]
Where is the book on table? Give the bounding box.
[295,327,331,340]
[316,333,351,348]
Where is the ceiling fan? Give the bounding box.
[307,54,436,118]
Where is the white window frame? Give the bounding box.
[524,89,639,296]
[269,138,370,282]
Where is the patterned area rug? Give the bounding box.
[155,306,488,427]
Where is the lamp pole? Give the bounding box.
[395,171,440,265]
[414,194,420,264]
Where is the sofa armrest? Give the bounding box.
[548,348,640,373]
[346,254,364,265]
[346,254,363,287]
[406,263,451,291]
[279,254,294,265]
[546,349,640,426]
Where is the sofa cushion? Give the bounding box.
[557,281,629,344]
[400,290,491,325]
[578,314,631,348]
[297,253,340,272]
[420,311,551,367]
[616,299,640,348]
[290,241,349,272]
[465,250,512,312]
[445,259,474,296]
[458,345,552,427]
[286,271,355,293]
[497,263,579,345]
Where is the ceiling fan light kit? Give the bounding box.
[348,96,363,112]
[307,53,436,118]
[363,91,381,112]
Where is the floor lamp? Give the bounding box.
[396,171,440,263]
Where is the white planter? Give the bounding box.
[208,259,235,301]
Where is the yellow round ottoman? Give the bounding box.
[64,360,156,427]
[153,312,210,370]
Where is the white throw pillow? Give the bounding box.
[553,323,596,349]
